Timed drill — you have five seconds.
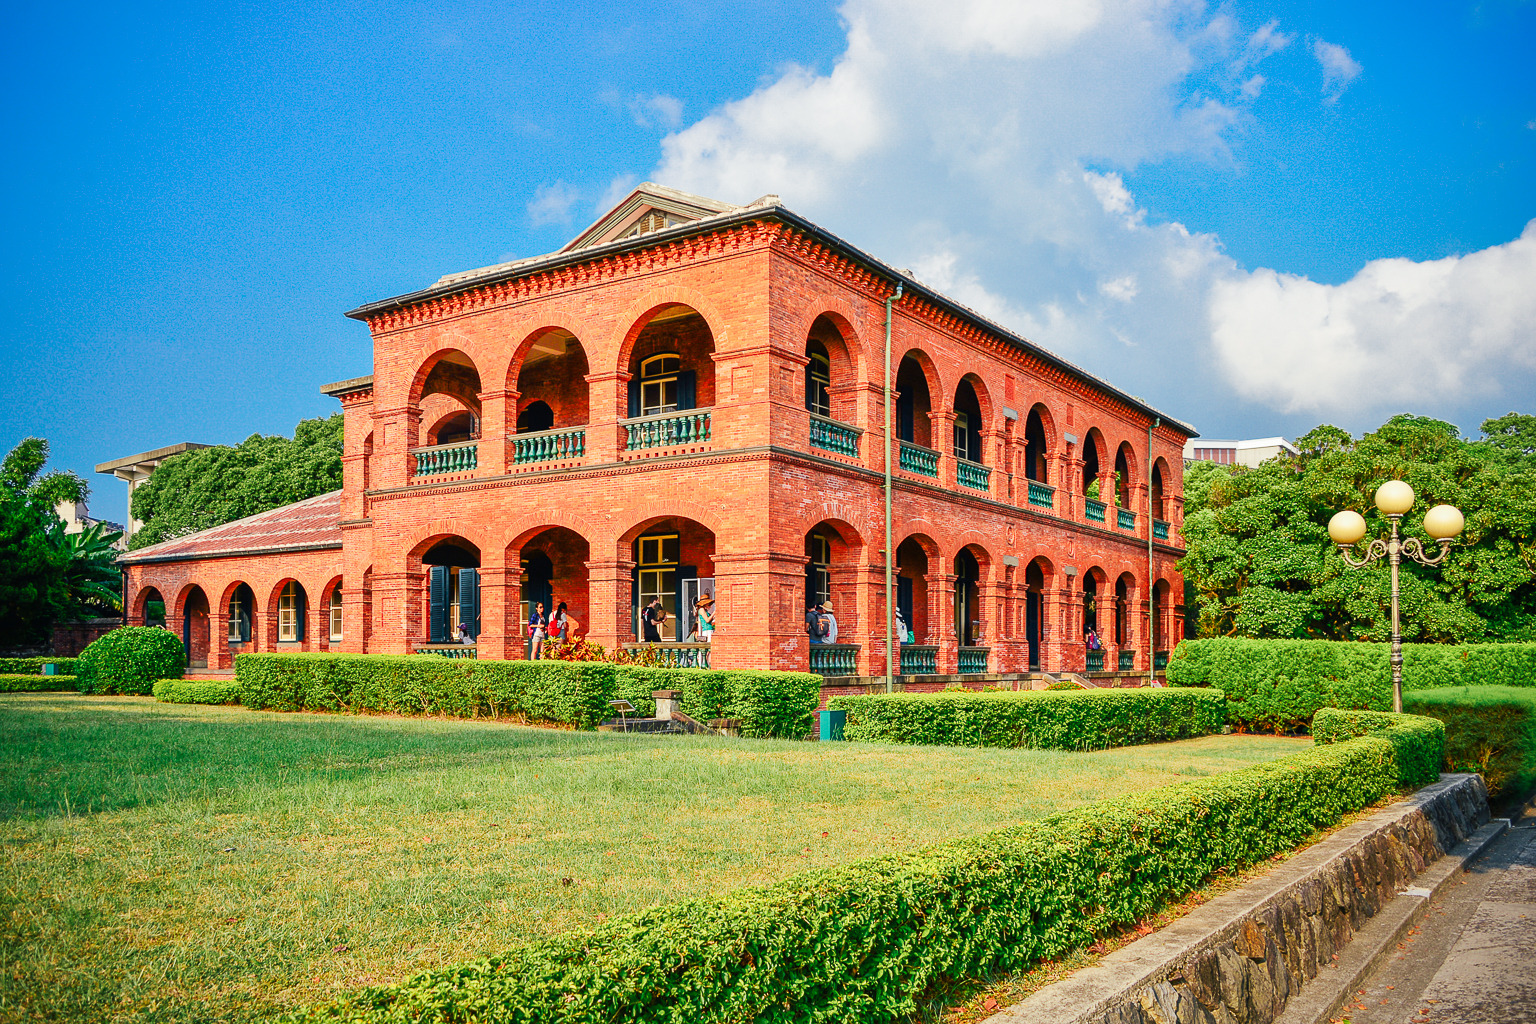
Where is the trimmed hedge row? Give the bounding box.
[76,627,185,695]
[0,674,78,692]
[292,715,1443,1024]
[1403,686,1536,801]
[235,654,820,737]
[0,657,79,675]
[1311,708,1445,788]
[153,678,243,705]
[1167,638,1536,731]
[826,688,1228,750]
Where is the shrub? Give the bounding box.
[291,715,1441,1024]
[1312,708,1445,789]
[827,688,1227,750]
[1402,686,1536,801]
[612,666,821,738]
[74,627,185,695]
[0,657,79,675]
[153,678,242,705]
[0,673,77,692]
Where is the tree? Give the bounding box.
[60,522,124,616]
[1179,414,1536,643]
[130,414,343,549]
[0,438,88,648]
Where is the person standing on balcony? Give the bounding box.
[642,598,664,643]
[552,601,570,644]
[528,601,547,660]
[694,596,715,642]
[820,601,839,644]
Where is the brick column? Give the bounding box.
[369,569,418,655]
[982,428,1008,502]
[1049,450,1075,518]
[476,555,511,660]
[933,572,957,674]
[585,371,629,463]
[858,559,894,678]
[933,411,957,490]
[977,577,1006,670]
[585,556,635,654]
[477,389,513,476]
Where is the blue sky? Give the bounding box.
[4,0,1533,525]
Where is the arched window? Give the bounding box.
[329,587,343,641]
[806,531,832,607]
[227,585,253,644]
[639,353,682,415]
[805,343,831,417]
[278,582,305,642]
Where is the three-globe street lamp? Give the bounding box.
[1327,481,1465,713]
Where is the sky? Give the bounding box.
[4,0,1534,526]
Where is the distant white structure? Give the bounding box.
[95,443,210,541]
[1183,437,1299,468]
[54,500,128,550]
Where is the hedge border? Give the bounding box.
[0,674,78,693]
[153,678,243,705]
[1401,686,1536,801]
[0,658,79,675]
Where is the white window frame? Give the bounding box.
[640,353,681,416]
[808,351,831,417]
[278,582,300,642]
[329,588,343,641]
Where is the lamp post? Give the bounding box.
[1326,481,1465,713]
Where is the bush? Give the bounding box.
[1312,708,1445,789]
[1402,686,1536,801]
[0,673,77,692]
[0,657,79,675]
[612,666,821,738]
[74,627,185,695]
[153,678,242,705]
[291,715,1441,1024]
[827,688,1227,750]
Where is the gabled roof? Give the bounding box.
[561,182,753,251]
[119,491,342,565]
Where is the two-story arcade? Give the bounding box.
[120,183,1195,681]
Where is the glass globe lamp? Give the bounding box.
[1374,480,1415,516]
[1327,510,1368,546]
[1423,504,1465,541]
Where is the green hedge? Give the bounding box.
[0,657,79,675]
[1311,708,1445,788]
[235,655,820,737]
[75,628,185,695]
[825,688,1227,750]
[0,674,78,692]
[153,678,243,705]
[1403,687,1536,801]
[1167,638,1536,731]
[291,715,1442,1024]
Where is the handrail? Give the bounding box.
[620,642,711,668]
[411,441,478,477]
[622,409,711,451]
[1027,480,1055,509]
[1085,498,1107,523]
[809,642,860,676]
[1117,507,1137,531]
[898,644,938,674]
[414,644,478,659]
[809,415,860,458]
[899,441,939,478]
[511,426,586,465]
[957,646,990,674]
[956,459,991,492]
[1153,518,1170,541]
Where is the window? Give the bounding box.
[621,210,683,239]
[637,533,679,633]
[640,353,681,415]
[806,349,831,416]
[278,581,302,642]
[953,412,975,462]
[228,594,244,642]
[808,532,831,607]
[329,587,343,641]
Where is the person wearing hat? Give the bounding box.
[694,594,716,642]
[819,600,838,644]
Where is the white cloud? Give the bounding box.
[527,181,580,227]
[1311,38,1362,103]
[1100,275,1139,302]
[629,93,685,129]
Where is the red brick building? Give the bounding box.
[121,183,1194,679]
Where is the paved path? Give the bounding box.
[1334,803,1536,1024]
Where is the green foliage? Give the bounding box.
[1403,686,1536,800]
[58,521,123,616]
[0,674,77,692]
[828,689,1227,750]
[1311,708,1446,788]
[1179,413,1536,642]
[75,628,185,695]
[291,718,1438,1024]
[152,678,242,705]
[129,415,343,549]
[0,437,87,647]
[611,666,822,738]
[1169,637,1536,731]
[0,657,79,674]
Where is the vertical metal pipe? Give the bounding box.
[884,283,903,693]
[1147,416,1159,688]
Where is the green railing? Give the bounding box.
[620,642,711,668]
[958,646,989,674]
[624,410,711,451]
[809,416,860,458]
[1117,507,1136,531]
[1153,519,1170,541]
[899,645,938,674]
[412,441,478,477]
[414,644,478,659]
[1086,649,1104,672]
[899,441,939,478]
[1027,480,1055,509]
[810,643,860,676]
[512,426,585,465]
[956,459,991,492]
[1086,498,1106,523]
[1119,650,1134,671]
[1154,649,1169,671]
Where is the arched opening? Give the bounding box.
[226,583,255,647]
[513,527,591,654]
[1151,459,1168,521]
[954,548,982,646]
[1082,431,1102,496]
[178,586,210,668]
[1025,560,1046,670]
[1153,579,1172,661]
[805,340,832,418]
[626,517,716,642]
[1115,443,1134,509]
[272,580,309,646]
[1114,573,1135,656]
[418,538,481,645]
[804,521,860,647]
[140,586,166,628]
[319,576,344,647]
[427,410,477,446]
[625,306,715,419]
[895,536,932,647]
[362,432,374,491]
[894,353,934,448]
[1024,407,1049,482]
[953,380,984,465]
[515,330,590,430]
[411,351,482,476]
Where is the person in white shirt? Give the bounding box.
[819,601,838,644]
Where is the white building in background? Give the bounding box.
[54,500,128,550]
[95,442,210,541]
[1183,437,1299,468]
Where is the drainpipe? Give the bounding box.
[1147,416,1159,687]
[884,282,904,693]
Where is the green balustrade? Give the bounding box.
[1086,649,1104,672]
[956,459,991,492]
[1085,498,1107,523]
[899,441,939,478]
[810,643,860,676]
[1154,649,1169,671]
[412,442,478,478]
[1118,650,1134,671]
[624,411,711,451]
[1027,480,1055,509]
[620,642,711,668]
[512,427,586,465]
[1153,519,1169,541]
[414,644,478,659]
[1117,507,1136,531]
[809,415,860,457]
[957,646,989,674]
[899,645,938,674]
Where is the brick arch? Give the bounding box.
[498,320,600,393]
[403,521,491,563]
[132,584,166,624]
[1080,426,1109,491]
[896,530,941,562]
[1025,401,1059,452]
[789,500,875,549]
[1113,439,1142,494]
[171,581,213,620]
[408,347,485,416]
[608,287,729,375]
[954,372,995,426]
[318,574,345,642]
[803,516,864,554]
[949,534,996,582]
[1022,553,1057,586]
[498,510,603,554]
[614,500,725,546]
[793,304,868,377]
[895,347,944,410]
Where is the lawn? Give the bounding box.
[0,694,1309,1024]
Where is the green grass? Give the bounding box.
[0,694,1307,1024]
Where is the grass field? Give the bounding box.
[0,693,1309,1024]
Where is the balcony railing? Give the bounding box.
[414,644,478,659]
[810,643,860,676]
[899,441,939,478]
[1153,519,1170,541]
[1086,498,1107,524]
[1027,480,1055,509]
[412,441,478,477]
[620,642,711,668]
[511,426,585,465]
[1117,507,1137,531]
[1086,649,1104,672]
[899,645,938,675]
[623,409,711,451]
[958,646,989,674]
[956,459,991,492]
[809,415,860,458]
[1118,650,1134,671]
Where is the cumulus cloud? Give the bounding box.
[527,181,581,226]
[629,93,685,129]
[1311,37,1362,102]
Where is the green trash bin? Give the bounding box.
[42,663,56,677]
[819,708,845,742]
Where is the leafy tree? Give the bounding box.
[61,522,124,615]
[1179,414,1536,643]
[0,438,88,648]
[130,415,343,549]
